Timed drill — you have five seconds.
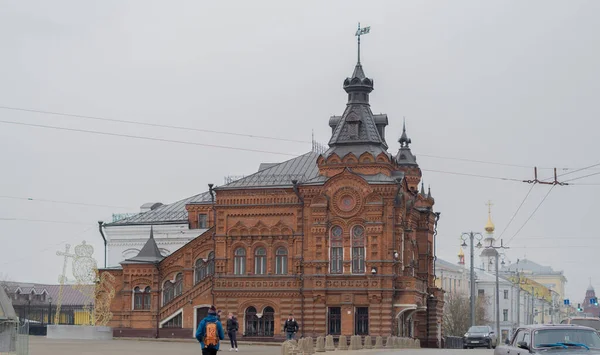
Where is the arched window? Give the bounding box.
[245,306,258,336]
[244,306,275,337]
[234,248,246,275]
[275,247,288,275]
[195,252,215,284]
[195,259,207,283]
[254,247,267,275]
[262,306,275,336]
[134,286,151,310]
[351,225,365,274]
[330,226,343,274]
[207,251,215,275]
[163,273,183,305]
[174,273,183,296]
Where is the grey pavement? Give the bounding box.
[29,337,495,355]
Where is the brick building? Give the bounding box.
[100,54,444,345]
[583,285,600,317]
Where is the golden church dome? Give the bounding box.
[458,247,465,257]
[485,215,495,233]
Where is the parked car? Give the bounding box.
[494,324,600,354]
[561,317,600,332]
[463,325,498,349]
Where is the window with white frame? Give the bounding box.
[330,226,343,274]
[163,273,183,305]
[197,213,208,229]
[275,247,288,275]
[234,247,246,275]
[254,247,267,275]
[351,225,365,274]
[133,286,151,310]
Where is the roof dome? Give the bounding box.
[485,215,495,233]
[458,247,465,257]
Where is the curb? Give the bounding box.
[114,337,282,346]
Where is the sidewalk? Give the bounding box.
[116,336,282,346]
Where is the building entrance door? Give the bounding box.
[328,307,341,335]
[355,307,368,335]
[196,307,209,327]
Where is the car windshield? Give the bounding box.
[569,319,600,331]
[534,329,600,349]
[468,326,489,333]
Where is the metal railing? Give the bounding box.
[444,336,464,349]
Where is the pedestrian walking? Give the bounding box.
[195,305,225,355]
[226,312,239,352]
[283,314,299,341]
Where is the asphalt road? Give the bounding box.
[29,337,495,355]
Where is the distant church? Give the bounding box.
[100,38,444,346]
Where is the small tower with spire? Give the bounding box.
[479,201,498,272]
[583,280,600,317]
[395,119,422,191]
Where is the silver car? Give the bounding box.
[494,324,600,354]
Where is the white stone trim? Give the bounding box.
[159,308,183,328]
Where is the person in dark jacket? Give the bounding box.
[283,314,299,340]
[226,312,239,351]
[195,305,225,355]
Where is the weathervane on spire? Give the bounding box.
[355,22,371,64]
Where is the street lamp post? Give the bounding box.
[484,239,509,343]
[48,296,53,325]
[461,232,483,327]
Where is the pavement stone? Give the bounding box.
[28,337,494,355]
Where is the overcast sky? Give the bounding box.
[0,1,598,302]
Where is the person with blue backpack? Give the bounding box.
[196,305,225,355]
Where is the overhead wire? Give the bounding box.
[0,120,300,157]
[421,169,523,182]
[0,217,91,225]
[0,105,310,144]
[505,185,556,246]
[1,104,590,172]
[0,226,95,266]
[496,183,536,239]
[563,171,600,183]
[0,195,130,209]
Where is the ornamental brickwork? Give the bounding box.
[100,53,444,346]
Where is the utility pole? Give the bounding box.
[531,287,535,324]
[485,239,509,342]
[461,232,483,327]
[541,300,545,324]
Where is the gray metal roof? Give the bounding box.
[105,191,212,226]
[3,282,94,307]
[395,121,418,166]
[304,171,403,185]
[122,226,164,264]
[217,151,320,190]
[325,62,389,158]
[503,258,563,275]
[0,286,16,320]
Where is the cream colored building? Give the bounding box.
[503,259,567,323]
[435,256,470,297]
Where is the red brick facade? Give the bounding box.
[100,59,444,346]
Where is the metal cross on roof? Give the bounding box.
[355,22,371,64]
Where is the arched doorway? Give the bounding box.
[245,307,258,336]
[262,307,274,336]
[244,306,275,337]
